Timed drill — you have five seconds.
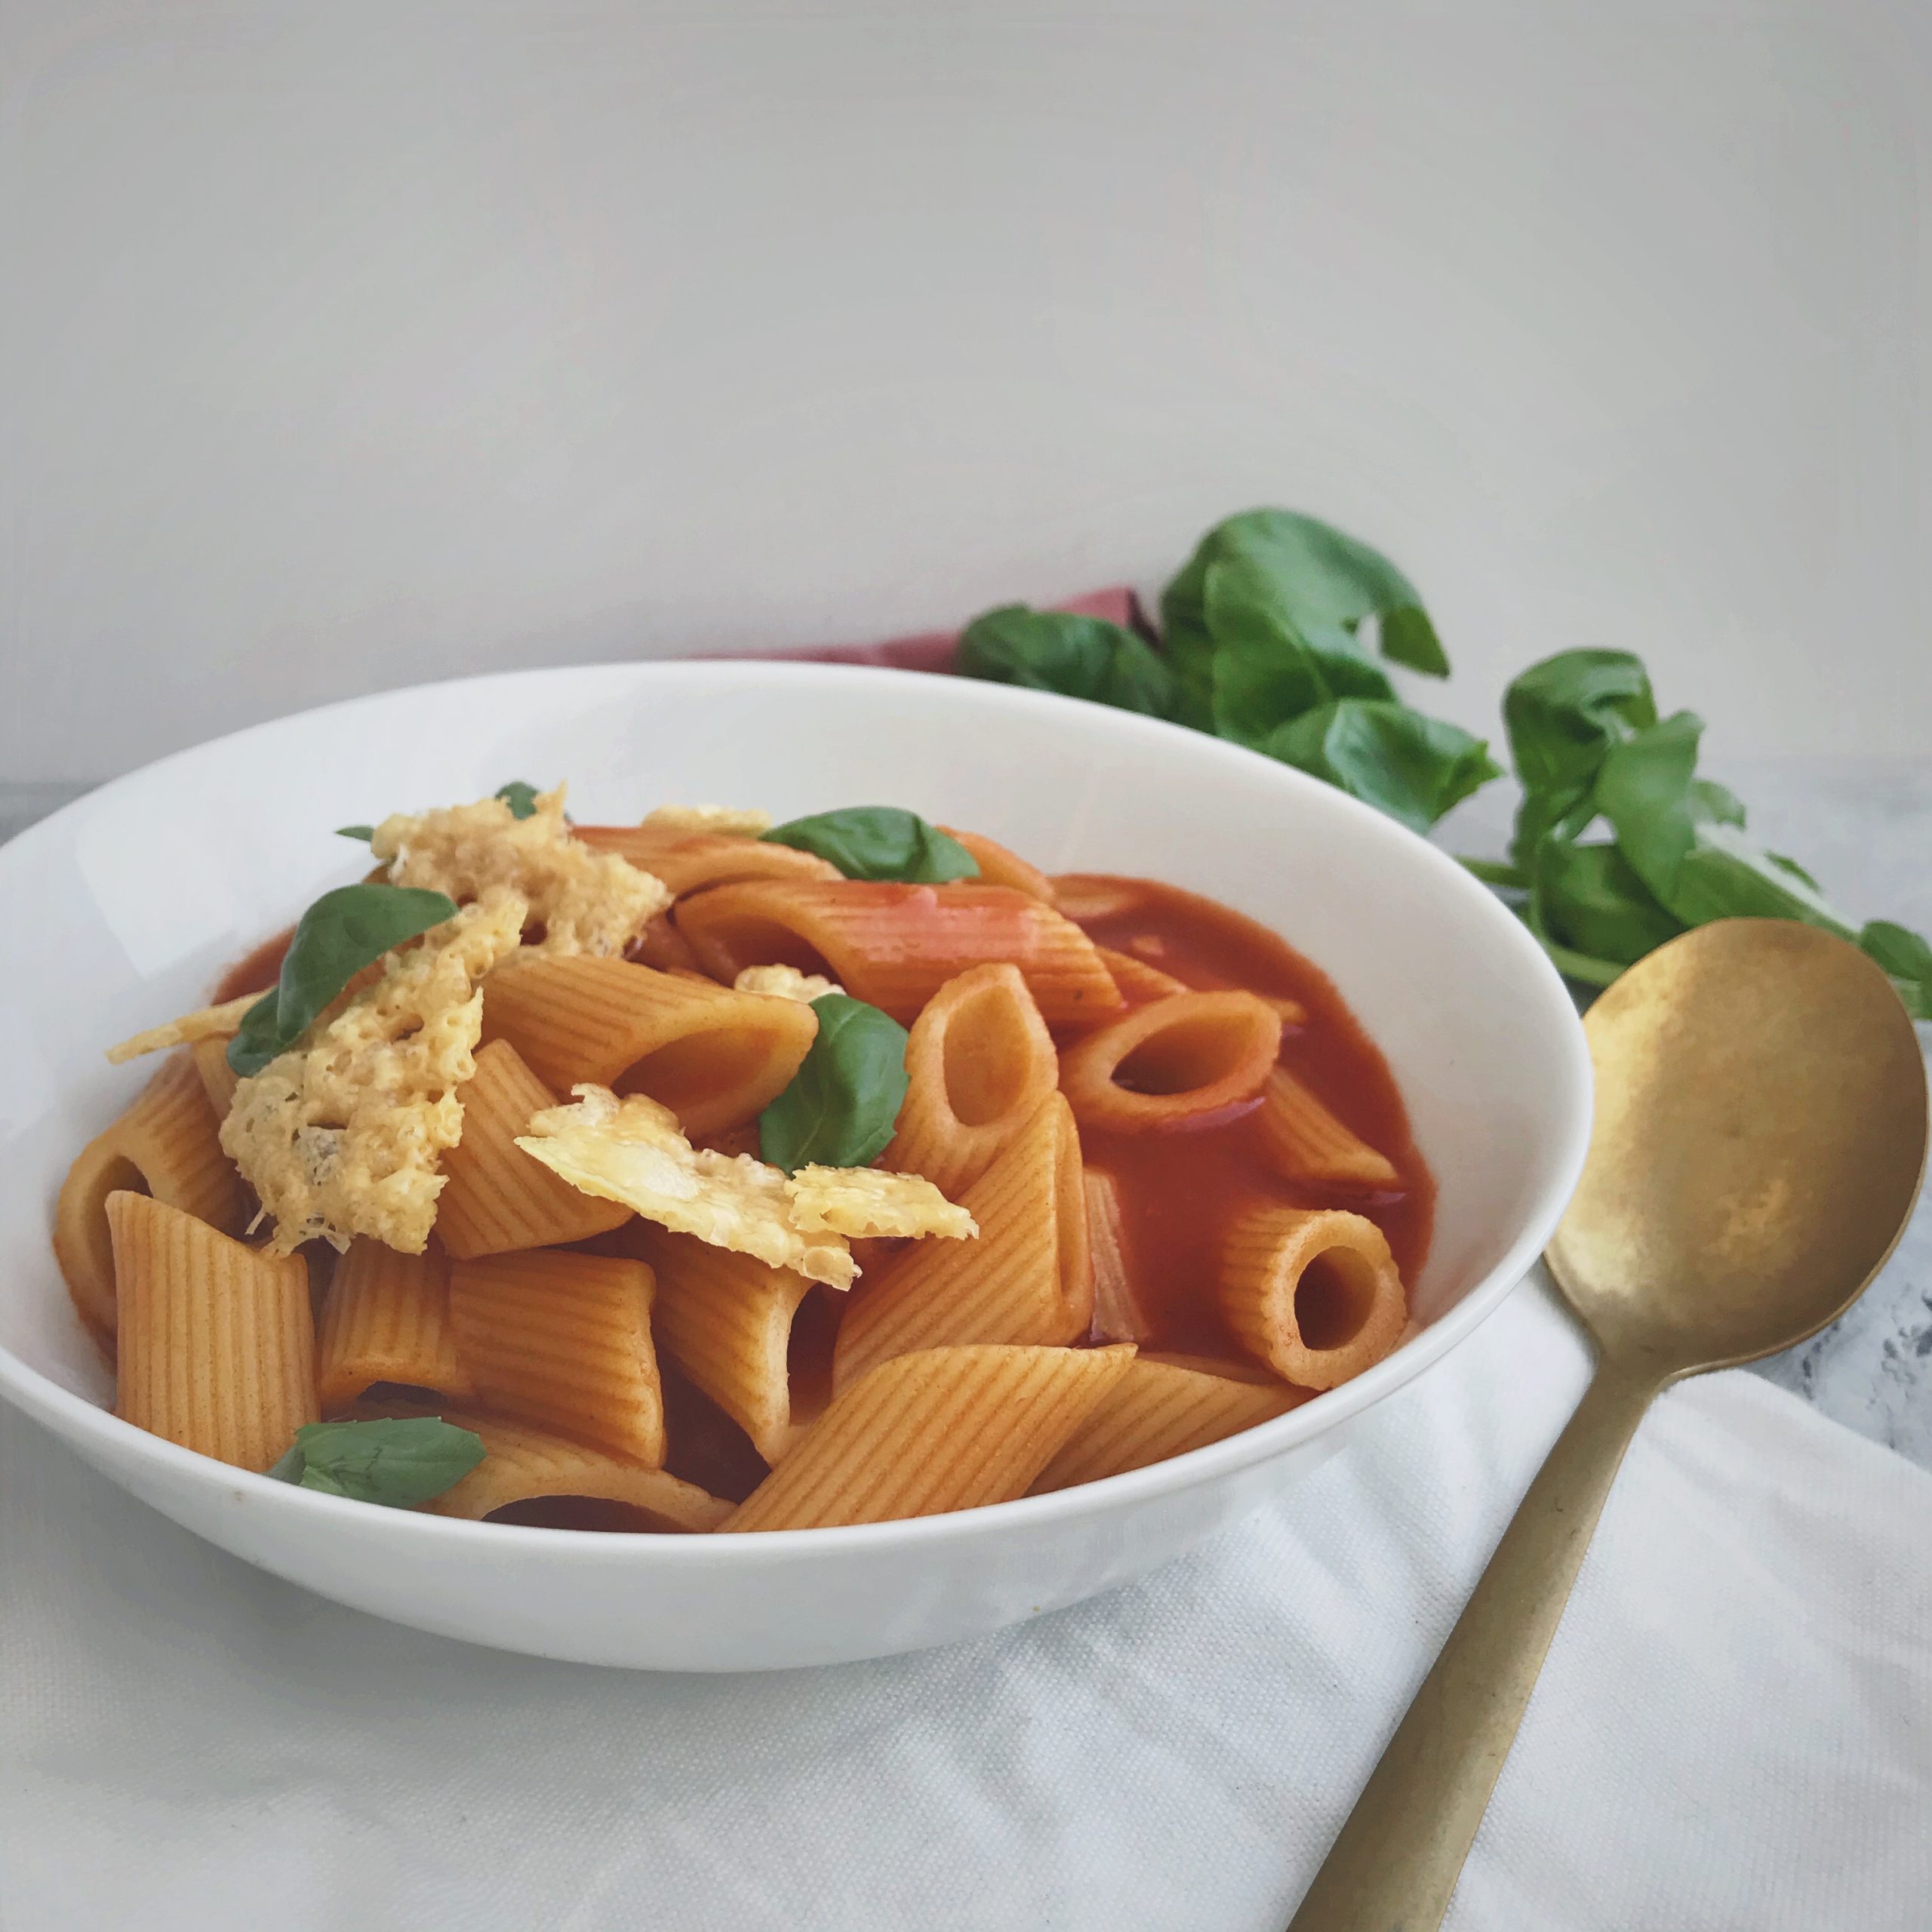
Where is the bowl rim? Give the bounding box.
[0,657,1592,1562]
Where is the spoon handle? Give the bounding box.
[1285,1352,1665,1932]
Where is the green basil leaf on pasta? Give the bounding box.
[956,605,1180,719]
[226,882,458,1076]
[1262,699,1503,835]
[267,1417,485,1507]
[335,824,376,842]
[758,993,911,1173]
[761,808,979,884]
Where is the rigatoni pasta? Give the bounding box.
[1059,990,1281,1133]
[882,962,1058,1196]
[420,1411,731,1531]
[435,1040,633,1258]
[480,955,817,1135]
[573,824,838,894]
[673,879,1124,1025]
[317,1238,474,1412]
[59,789,1432,1533]
[1254,1066,1401,1191]
[1220,1203,1407,1389]
[724,1344,1137,1532]
[448,1249,666,1464]
[939,828,1055,902]
[832,1093,1091,1391]
[633,1228,818,1463]
[1029,1353,1297,1492]
[54,1051,245,1348]
[109,1191,315,1472]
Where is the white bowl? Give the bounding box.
[0,662,1589,1670]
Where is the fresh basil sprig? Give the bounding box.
[267,1417,485,1506]
[1474,648,1932,1013]
[957,605,1178,718]
[956,505,1927,1010]
[762,808,979,884]
[227,883,459,1075]
[957,509,1494,833]
[758,993,910,1172]
[335,824,376,842]
[1161,509,1451,740]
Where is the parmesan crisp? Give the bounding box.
[639,804,772,837]
[733,964,844,1004]
[105,991,262,1065]
[785,1166,977,1241]
[220,890,527,1256]
[515,1086,859,1291]
[371,786,669,957]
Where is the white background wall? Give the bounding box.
[3,0,1927,786]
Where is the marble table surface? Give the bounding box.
[5,755,1928,1470]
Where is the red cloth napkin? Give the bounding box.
[764,586,1142,672]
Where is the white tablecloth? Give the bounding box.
[3,1274,1928,1931]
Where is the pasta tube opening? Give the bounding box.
[884,963,1058,1197]
[481,955,816,1137]
[1060,991,1281,1132]
[1220,1202,1407,1391]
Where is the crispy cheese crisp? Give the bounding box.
[639,804,772,837]
[733,964,844,1004]
[371,786,669,957]
[220,890,527,1256]
[785,1166,978,1241]
[105,991,262,1065]
[515,1085,859,1291]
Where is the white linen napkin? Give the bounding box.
[2,1272,1928,1932]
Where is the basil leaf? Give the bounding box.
[335,824,376,842]
[1502,650,1658,867]
[1504,650,1658,797]
[1860,921,1932,1020]
[1262,700,1503,835]
[1202,555,1396,746]
[762,808,979,884]
[957,605,1179,718]
[226,882,459,1076]
[1527,838,1685,969]
[1162,509,1447,740]
[494,781,541,819]
[758,994,910,1173]
[267,1417,485,1507]
[1593,715,1860,938]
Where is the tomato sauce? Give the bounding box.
[1063,879,1432,1364]
[212,925,294,1004]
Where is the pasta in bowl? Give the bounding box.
[0,663,1589,1669]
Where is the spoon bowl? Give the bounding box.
[1549,918,1928,1371]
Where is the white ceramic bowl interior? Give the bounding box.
[0,663,1589,1669]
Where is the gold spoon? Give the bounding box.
[1287,918,1927,1932]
